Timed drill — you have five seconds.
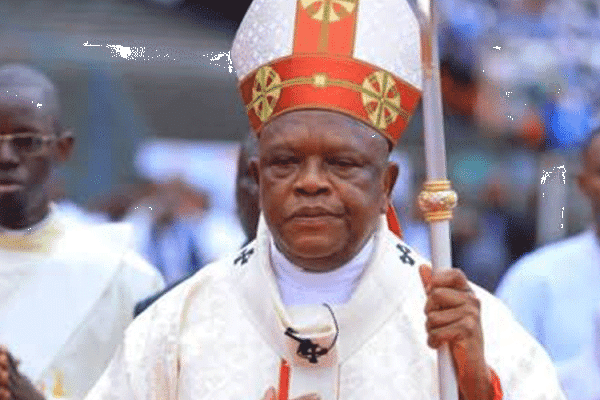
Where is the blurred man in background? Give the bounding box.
[126,178,208,285]
[133,130,261,317]
[0,64,164,399]
[497,127,600,364]
[235,129,260,244]
[46,170,109,225]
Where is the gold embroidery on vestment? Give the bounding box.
[52,370,69,398]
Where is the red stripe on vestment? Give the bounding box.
[278,359,290,400]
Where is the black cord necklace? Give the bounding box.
[284,303,339,364]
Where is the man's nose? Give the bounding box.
[0,139,19,167]
[293,159,331,196]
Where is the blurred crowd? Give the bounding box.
[397,0,600,292]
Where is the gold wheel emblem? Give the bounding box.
[251,66,282,122]
[300,0,356,22]
[361,71,402,130]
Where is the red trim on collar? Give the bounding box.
[490,367,503,400]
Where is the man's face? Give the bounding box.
[0,92,70,217]
[579,134,600,219]
[256,110,397,272]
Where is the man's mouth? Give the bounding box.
[0,179,24,191]
[289,206,342,219]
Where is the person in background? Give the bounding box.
[388,152,431,260]
[457,175,536,292]
[85,0,564,398]
[86,180,153,223]
[127,178,208,286]
[556,302,600,400]
[235,129,260,243]
[497,127,600,364]
[46,171,108,225]
[133,130,261,317]
[0,64,164,399]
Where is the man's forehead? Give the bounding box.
[0,86,52,116]
[260,110,389,151]
[266,110,363,129]
[0,85,46,102]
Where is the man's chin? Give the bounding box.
[0,188,25,204]
[0,190,26,221]
[281,237,347,268]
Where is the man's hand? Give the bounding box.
[261,386,320,400]
[1,348,10,400]
[0,347,45,400]
[419,265,493,400]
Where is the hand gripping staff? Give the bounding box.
[406,0,460,399]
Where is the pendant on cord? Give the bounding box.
[283,304,339,364]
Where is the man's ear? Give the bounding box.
[382,162,399,212]
[249,158,260,186]
[54,129,74,163]
[577,171,588,196]
[248,158,262,209]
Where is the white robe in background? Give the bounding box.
[557,344,600,400]
[496,228,600,363]
[0,206,165,399]
[555,302,600,400]
[86,215,565,400]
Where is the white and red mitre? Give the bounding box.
[231,0,422,147]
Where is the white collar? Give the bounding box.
[230,213,427,363]
[270,236,374,306]
[0,204,64,253]
[0,203,56,235]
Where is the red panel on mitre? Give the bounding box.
[293,0,357,56]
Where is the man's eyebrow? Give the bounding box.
[12,123,41,132]
[262,140,296,150]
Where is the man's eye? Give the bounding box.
[13,137,35,150]
[271,157,296,166]
[331,159,358,168]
